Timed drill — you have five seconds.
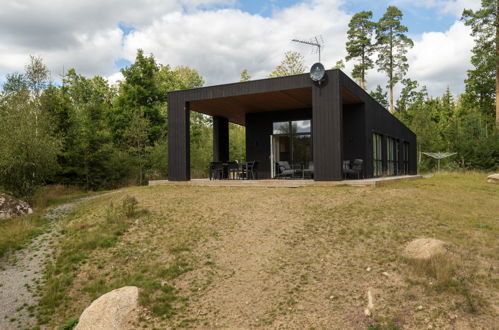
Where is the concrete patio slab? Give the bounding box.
[149,175,423,188]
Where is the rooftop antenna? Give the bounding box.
[292,35,324,62]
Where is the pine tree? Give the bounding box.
[370,85,389,109]
[375,6,414,113]
[332,59,345,70]
[462,0,498,127]
[345,11,375,89]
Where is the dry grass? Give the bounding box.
[0,213,47,258]
[30,184,92,210]
[37,172,498,329]
[0,185,98,258]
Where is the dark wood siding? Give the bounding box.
[313,70,343,180]
[338,71,417,177]
[167,96,190,181]
[342,103,366,176]
[213,116,229,161]
[169,74,311,102]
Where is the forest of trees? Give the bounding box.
[0,1,497,198]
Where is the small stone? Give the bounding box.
[366,267,371,272]
[329,295,335,300]
[382,272,389,277]
[416,305,423,311]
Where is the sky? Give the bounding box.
[0,0,481,98]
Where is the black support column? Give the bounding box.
[312,70,343,180]
[213,116,229,162]
[168,97,190,181]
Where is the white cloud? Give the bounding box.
[0,0,232,78]
[439,0,481,17]
[391,0,481,17]
[355,21,474,98]
[107,71,125,86]
[406,21,474,95]
[0,0,476,100]
[123,0,350,85]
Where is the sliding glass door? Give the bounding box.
[271,120,312,178]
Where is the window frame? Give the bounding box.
[372,133,383,177]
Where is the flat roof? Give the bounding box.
[168,70,363,125]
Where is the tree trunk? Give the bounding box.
[496,0,499,127]
[389,86,394,113]
[389,27,394,113]
[361,51,366,90]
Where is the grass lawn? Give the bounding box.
[0,185,100,258]
[34,173,498,329]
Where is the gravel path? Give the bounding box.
[0,195,106,329]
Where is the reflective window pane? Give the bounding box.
[292,120,311,133]
[273,121,290,134]
[293,134,312,166]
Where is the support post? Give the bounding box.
[312,71,343,180]
[213,116,229,162]
[167,96,190,180]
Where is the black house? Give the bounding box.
[168,69,416,181]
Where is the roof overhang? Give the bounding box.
[169,71,363,126]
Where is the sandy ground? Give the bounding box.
[32,175,499,329]
[0,195,106,329]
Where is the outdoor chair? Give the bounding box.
[303,161,314,179]
[227,161,240,180]
[343,158,364,179]
[245,161,258,179]
[276,161,296,179]
[209,161,224,180]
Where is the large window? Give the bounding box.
[403,142,409,174]
[273,120,311,135]
[272,120,312,170]
[273,121,290,135]
[373,133,382,177]
[387,137,396,176]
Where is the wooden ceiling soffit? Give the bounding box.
[341,87,363,104]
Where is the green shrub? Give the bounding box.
[59,317,78,330]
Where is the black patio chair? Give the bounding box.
[209,161,224,180]
[343,159,364,179]
[245,161,258,179]
[227,161,240,180]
